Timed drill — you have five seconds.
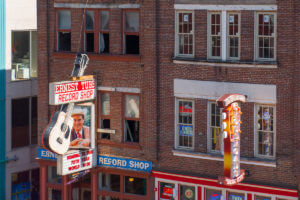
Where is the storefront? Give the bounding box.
[37,148,152,200]
[153,171,298,200]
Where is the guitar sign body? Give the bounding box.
[43,54,89,155]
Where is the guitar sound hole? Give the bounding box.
[57,137,63,144]
[61,123,67,132]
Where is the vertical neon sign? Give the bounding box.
[217,94,246,186]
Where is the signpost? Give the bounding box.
[217,94,246,186]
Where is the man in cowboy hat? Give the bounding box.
[70,108,90,148]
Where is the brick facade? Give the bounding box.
[37,0,300,199]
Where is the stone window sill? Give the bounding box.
[173,149,276,167]
[173,57,278,69]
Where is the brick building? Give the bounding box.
[37,0,300,200]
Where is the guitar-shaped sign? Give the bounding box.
[43,54,89,155]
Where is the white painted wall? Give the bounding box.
[5,1,38,199]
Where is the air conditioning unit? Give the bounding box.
[16,65,30,79]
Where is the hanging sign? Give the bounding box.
[217,94,246,186]
[49,78,96,105]
[57,149,96,175]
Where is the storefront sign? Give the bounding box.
[217,94,245,186]
[179,125,193,136]
[49,79,96,105]
[57,149,96,175]
[38,147,57,160]
[98,155,152,173]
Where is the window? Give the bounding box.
[11,169,39,200]
[11,31,37,81]
[255,196,271,200]
[85,10,95,52]
[99,10,110,53]
[99,93,111,139]
[124,11,139,54]
[160,182,175,200]
[228,192,245,200]
[208,12,221,59]
[177,99,194,149]
[256,13,276,60]
[206,189,222,200]
[47,166,61,184]
[179,185,195,200]
[255,105,275,158]
[175,11,194,56]
[208,102,222,153]
[98,173,120,192]
[12,97,37,148]
[57,10,71,51]
[124,176,146,196]
[227,13,240,59]
[124,95,140,143]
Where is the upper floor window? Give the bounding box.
[124,10,139,54]
[255,104,275,158]
[99,93,111,139]
[208,12,222,59]
[176,99,194,149]
[208,102,222,153]
[175,11,194,57]
[11,31,37,81]
[256,13,276,60]
[124,95,140,143]
[85,10,110,53]
[57,10,71,51]
[227,13,240,59]
[12,97,37,149]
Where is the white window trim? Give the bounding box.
[174,10,195,57]
[254,12,277,61]
[254,104,276,159]
[226,12,241,60]
[207,101,223,154]
[175,98,195,150]
[207,11,223,60]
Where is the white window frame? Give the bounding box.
[175,99,195,150]
[207,101,222,154]
[254,12,277,61]
[207,12,222,60]
[226,12,241,60]
[254,104,276,159]
[175,10,195,57]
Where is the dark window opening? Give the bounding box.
[31,97,37,144]
[12,98,29,148]
[86,33,94,52]
[124,176,146,196]
[125,35,139,54]
[100,33,109,53]
[58,32,71,51]
[101,119,110,129]
[125,120,139,142]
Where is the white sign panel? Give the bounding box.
[57,149,96,175]
[49,79,96,105]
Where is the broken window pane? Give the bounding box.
[85,33,94,52]
[125,120,139,142]
[125,35,139,54]
[58,32,71,51]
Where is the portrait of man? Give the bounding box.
[70,106,91,148]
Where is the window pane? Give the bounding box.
[180,185,195,200]
[125,35,139,54]
[125,120,139,142]
[101,93,110,115]
[86,33,94,52]
[58,32,71,51]
[31,31,37,78]
[124,176,146,196]
[160,182,175,200]
[58,10,71,29]
[11,31,30,80]
[85,11,94,30]
[31,97,37,144]
[48,189,62,200]
[125,95,139,118]
[100,11,109,31]
[98,173,120,192]
[12,171,30,200]
[256,196,271,200]
[228,192,244,200]
[125,12,139,32]
[206,189,222,200]
[31,168,40,199]
[12,98,30,148]
[47,166,61,184]
[100,33,109,53]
